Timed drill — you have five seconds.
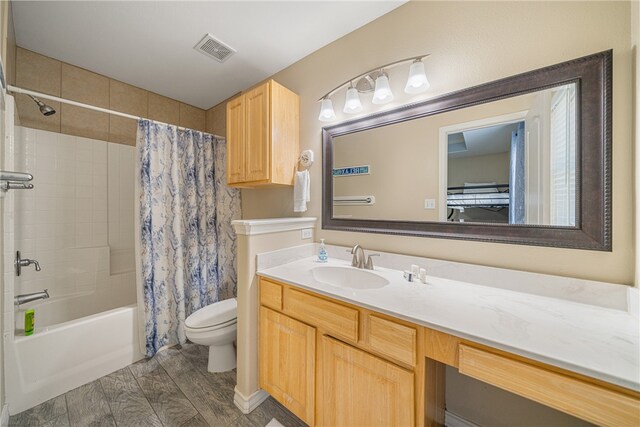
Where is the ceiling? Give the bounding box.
[448,122,521,159]
[12,1,405,110]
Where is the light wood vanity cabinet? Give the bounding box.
[259,277,419,427]
[258,276,640,427]
[226,79,299,187]
[259,306,315,425]
[319,336,415,427]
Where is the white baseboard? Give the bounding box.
[445,410,479,427]
[1,404,9,427]
[233,386,269,414]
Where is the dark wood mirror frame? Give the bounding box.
[322,50,612,250]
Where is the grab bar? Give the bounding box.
[333,195,376,206]
[0,170,34,194]
[1,182,34,190]
[0,171,33,181]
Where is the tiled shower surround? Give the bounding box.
[12,126,136,319]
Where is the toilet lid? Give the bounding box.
[186,298,237,329]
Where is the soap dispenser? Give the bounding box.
[318,239,328,263]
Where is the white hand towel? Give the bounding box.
[294,170,310,212]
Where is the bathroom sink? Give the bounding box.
[311,266,389,289]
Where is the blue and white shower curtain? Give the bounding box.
[134,120,241,357]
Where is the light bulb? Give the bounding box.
[343,87,363,114]
[318,98,336,122]
[372,73,394,104]
[404,60,430,94]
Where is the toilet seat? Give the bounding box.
[185,318,237,333]
[185,298,237,329]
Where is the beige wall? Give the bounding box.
[214,1,634,284]
[448,152,510,189]
[14,47,207,145]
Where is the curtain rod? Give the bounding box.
[7,85,224,139]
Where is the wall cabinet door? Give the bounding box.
[259,307,315,425]
[245,83,271,182]
[226,95,245,184]
[319,335,415,427]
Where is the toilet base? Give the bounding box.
[208,342,236,373]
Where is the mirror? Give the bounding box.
[332,83,577,226]
[323,51,611,250]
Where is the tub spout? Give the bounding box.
[15,289,49,306]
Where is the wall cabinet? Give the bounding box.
[226,79,299,187]
[258,276,640,427]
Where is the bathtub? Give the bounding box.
[6,294,144,414]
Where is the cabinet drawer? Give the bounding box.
[260,279,283,310]
[367,314,417,366]
[286,288,358,342]
[459,344,640,427]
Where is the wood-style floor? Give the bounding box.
[9,342,306,427]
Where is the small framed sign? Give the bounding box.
[332,165,370,177]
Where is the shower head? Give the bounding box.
[27,95,56,116]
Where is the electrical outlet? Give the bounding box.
[424,199,436,209]
[301,228,313,239]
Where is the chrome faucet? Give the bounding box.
[350,244,366,269]
[15,289,49,306]
[348,245,380,270]
[15,251,41,276]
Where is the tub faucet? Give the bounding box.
[15,251,41,276]
[15,289,49,306]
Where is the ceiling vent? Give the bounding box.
[194,34,236,63]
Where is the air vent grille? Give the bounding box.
[194,34,236,63]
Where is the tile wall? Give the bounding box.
[107,143,135,275]
[14,47,207,145]
[12,126,135,311]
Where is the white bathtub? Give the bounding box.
[6,300,144,414]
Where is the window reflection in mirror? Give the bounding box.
[332,83,577,227]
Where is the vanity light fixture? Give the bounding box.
[318,98,337,122]
[343,85,363,113]
[405,59,430,94]
[372,72,393,104]
[317,54,430,122]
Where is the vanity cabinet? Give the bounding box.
[258,275,640,427]
[258,277,422,427]
[226,79,299,187]
[319,336,414,427]
[259,306,315,425]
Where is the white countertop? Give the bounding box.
[258,257,640,392]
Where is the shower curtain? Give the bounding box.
[134,120,241,357]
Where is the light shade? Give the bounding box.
[404,60,430,94]
[318,98,336,122]
[343,87,363,114]
[372,74,394,104]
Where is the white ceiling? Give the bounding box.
[12,1,405,110]
[449,122,521,159]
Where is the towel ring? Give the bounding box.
[298,150,314,169]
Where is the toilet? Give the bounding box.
[184,298,237,373]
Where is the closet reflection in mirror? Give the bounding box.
[332,83,577,226]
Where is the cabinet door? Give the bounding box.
[259,307,315,425]
[226,95,245,184]
[245,83,271,182]
[319,335,414,427]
